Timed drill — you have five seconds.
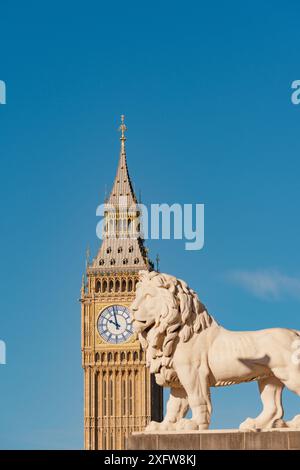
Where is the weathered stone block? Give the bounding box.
[157,433,201,450]
[127,429,300,450]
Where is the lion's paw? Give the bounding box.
[240,416,287,431]
[145,420,176,432]
[175,419,199,431]
[239,417,259,432]
[159,421,176,431]
[145,420,161,432]
[286,415,300,429]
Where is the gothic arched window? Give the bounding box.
[95,280,101,293]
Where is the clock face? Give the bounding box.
[97,305,133,344]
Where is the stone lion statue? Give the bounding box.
[130,271,300,431]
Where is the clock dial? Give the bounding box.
[97,305,133,344]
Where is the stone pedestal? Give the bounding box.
[127,429,300,450]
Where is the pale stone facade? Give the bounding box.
[80,116,163,450]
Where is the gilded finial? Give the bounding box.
[118,114,127,142]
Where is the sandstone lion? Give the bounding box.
[131,271,300,431]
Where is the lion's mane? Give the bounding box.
[136,271,217,387]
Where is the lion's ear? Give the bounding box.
[151,272,175,289]
[163,278,176,293]
[167,284,176,294]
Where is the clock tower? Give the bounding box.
[80,116,163,450]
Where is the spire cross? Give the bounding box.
[119,114,127,141]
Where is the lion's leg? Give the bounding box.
[164,386,189,423]
[176,365,212,430]
[240,377,285,431]
[278,373,300,429]
[145,387,189,432]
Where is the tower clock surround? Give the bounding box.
[80,116,163,450]
[97,305,133,344]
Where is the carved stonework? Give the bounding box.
[131,270,300,432]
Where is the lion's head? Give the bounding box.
[130,271,216,386]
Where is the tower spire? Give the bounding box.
[91,116,151,269]
[106,115,137,206]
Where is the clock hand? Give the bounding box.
[113,307,121,329]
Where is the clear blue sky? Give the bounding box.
[1,1,300,449]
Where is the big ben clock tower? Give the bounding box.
[80,116,163,450]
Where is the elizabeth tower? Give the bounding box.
[80,116,163,450]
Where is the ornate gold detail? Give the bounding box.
[118,114,127,142]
